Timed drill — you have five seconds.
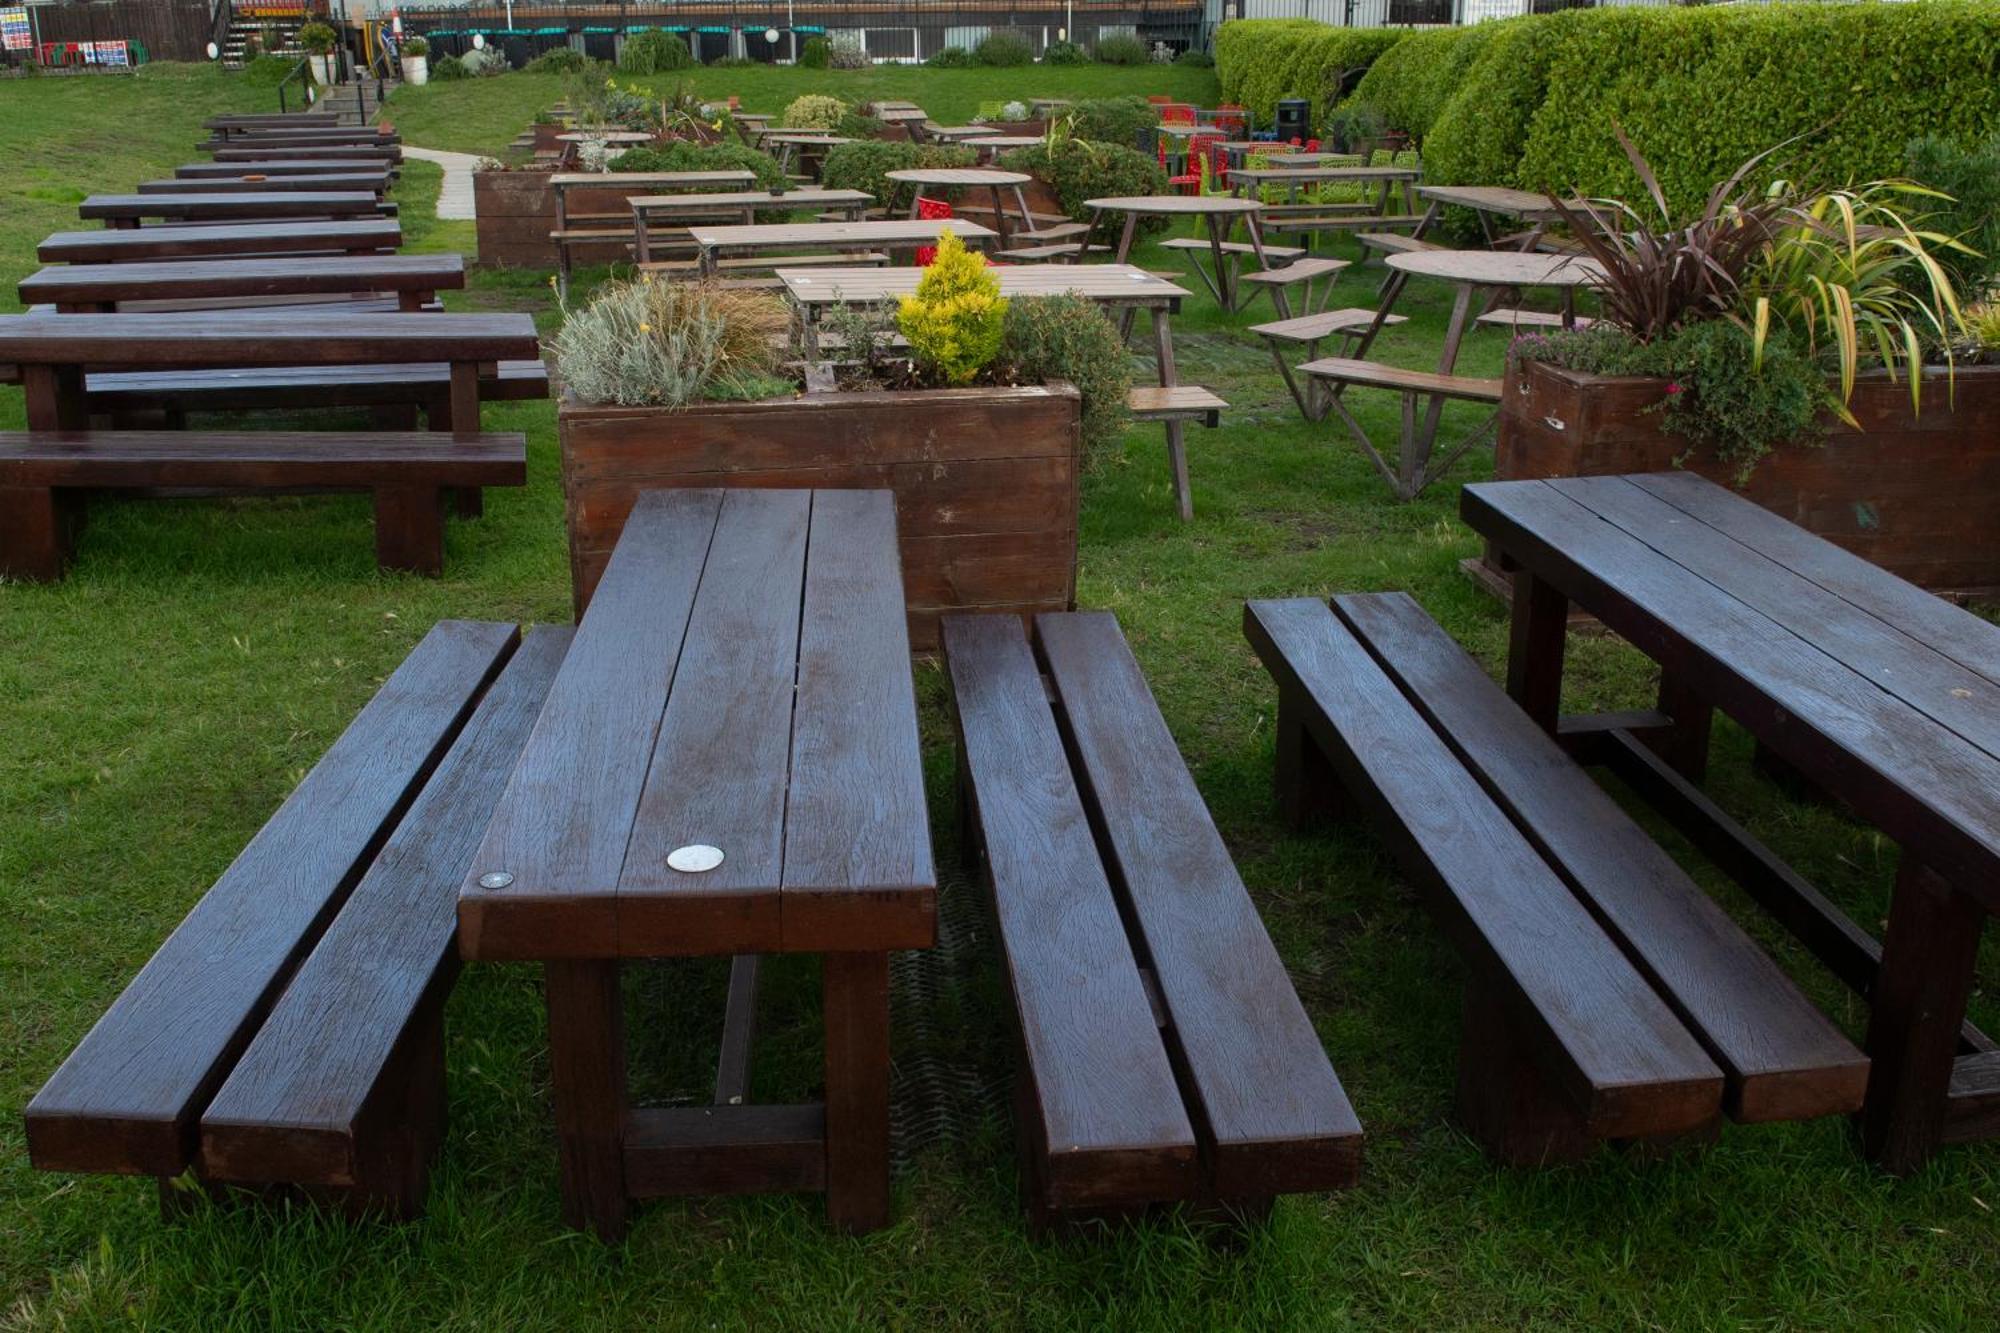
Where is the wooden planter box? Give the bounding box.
[559,383,1082,651]
[473,168,672,269]
[1490,359,2000,598]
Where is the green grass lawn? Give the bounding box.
[3,62,1998,1332]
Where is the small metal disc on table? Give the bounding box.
[668,844,726,874]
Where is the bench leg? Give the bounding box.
[823,951,892,1234]
[1454,978,1596,1167]
[374,487,446,575]
[546,960,629,1242]
[0,487,79,582]
[345,988,450,1220]
[1274,687,1347,829]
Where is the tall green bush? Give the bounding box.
[612,141,785,192]
[1420,13,1566,193]
[618,29,692,74]
[998,141,1167,225]
[1067,96,1155,150]
[820,140,978,208]
[1347,24,1493,142]
[1214,20,1407,121]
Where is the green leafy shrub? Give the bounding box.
[460,46,506,77]
[554,278,792,407]
[429,54,466,81]
[820,140,978,208]
[827,37,870,69]
[999,140,1167,224]
[1043,39,1088,66]
[1175,47,1214,69]
[782,93,849,129]
[618,29,692,75]
[1067,96,1155,150]
[975,30,1034,68]
[524,47,587,74]
[1213,19,1407,121]
[798,36,831,68]
[1347,24,1492,143]
[297,21,337,54]
[897,232,1007,385]
[612,140,785,192]
[1905,134,2000,301]
[400,36,429,59]
[1001,295,1132,468]
[834,110,886,139]
[929,46,973,69]
[1094,34,1149,67]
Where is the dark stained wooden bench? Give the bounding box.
[177,160,398,179]
[80,192,389,228]
[0,430,527,578]
[39,219,403,264]
[26,621,570,1219]
[943,611,1362,1228]
[1244,593,1870,1163]
[138,174,394,197]
[78,360,550,428]
[19,254,465,314]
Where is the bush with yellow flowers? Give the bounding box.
[895,232,1007,387]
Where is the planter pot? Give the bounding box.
[308,53,333,85]
[474,169,661,267]
[559,382,1083,650]
[400,54,428,85]
[1489,359,2000,598]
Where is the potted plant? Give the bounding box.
[1490,133,1994,597]
[550,239,1131,648]
[399,35,428,86]
[297,21,338,86]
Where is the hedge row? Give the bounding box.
[1337,3,2000,216]
[1215,19,1406,123]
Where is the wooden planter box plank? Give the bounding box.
[1493,360,2000,600]
[474,171,665,269]
[560,383,1082,651]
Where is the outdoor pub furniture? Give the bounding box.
[883,168,1036,247]
[78,191,387,228]
[457,487,935,1241]
[549,169,759,297]
[17,254,465,315]
[1085,194,1283,310]
[175,158,395,179]
[628,188,873,265]
[37,218,403,264]
[1411,184,1571,250]
[1462,471,2000,1174]
[686,218,996,276]
[137,173,393,197]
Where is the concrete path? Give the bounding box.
[402,146,481,221]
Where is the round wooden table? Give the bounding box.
[886,168,1035,246]
[1086,194,1269,309]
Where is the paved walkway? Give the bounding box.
[402,145,481,221]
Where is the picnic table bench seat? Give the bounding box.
[944,611,1362,1228]
[1238,256,1348,318]
[77,360,551,426]
[0,430,527,579]
[1251,308,1407,422]
[1244,592,1870,1163]
[26,621,570,1218]
[38,219,402,264]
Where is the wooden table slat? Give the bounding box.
[18,254,464,306]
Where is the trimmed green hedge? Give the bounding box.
[1214,20,1407,123]
[1342,4,2000,217]
[820,141,978,210]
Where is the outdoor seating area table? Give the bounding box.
[883,167,1034,245]
[925,125,1002,142]
[1413,184,1571,248]
[1461,470,2000,1174]
[1086,194,1269,309]
[967,135,1043,160]
[456,486,935,1242]
[630,188,873,264]
[687,218,996,275]
[175,159,396,179]
[763,133,855,174]
[551,169,757,236]
[36,218,402,264]
[556,130,655,151]
[17,253,465,314]
[138,172,393,196]
[80,191,386,228]
[1231,164,1420,213]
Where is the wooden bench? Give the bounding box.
[0,430,527,579]
[26,621,569,1218]
[39,219,403,264]
[1299,356,1505,501]
[18,254,465,314]
[1243,592,1870,1163]
[1473,308,1597,332]
[1238,255,1348,318]
[1128,386,1227,522]
[78,360,549,428]
[1249,308,1406,422]
[138,174,393,197]
[944,611,1362,1227]
[635,252,891,278]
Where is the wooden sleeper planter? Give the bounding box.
[560,382,1083,651]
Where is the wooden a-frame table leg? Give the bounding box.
[823,952,892,1233]
[546,960,629,1242]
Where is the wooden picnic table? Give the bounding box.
[1231,164,1420,213]
[457,486,934,1242]
[139,173,392,196]
[1414,184,1572,249]
[629,188,873,264]
[18,253,465,314]
[0,311,539,434]
[925,125,1002,142]
[80,192,385,228]
[884,168,1034,246]
[204,112,342,135]
[212,144,402,163]
[38,218,403,264]
[763,133,855,175]
[873,107,930,124]
[176,159,396,179]
[1462,470,2000,1174]
[1086,194,1269,309]
[687,218,996,276]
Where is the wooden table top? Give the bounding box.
[875,108,931,122]
[926,126,1003,140]
[732,112,774,123]
[556,131,655,144]
[629,188,873,214]
[1255,152,1369,166]
[1385,249,1600,288]
[884,168,1033,188]
[969,136,1043,151]
[763,133,855,145]
[177,160,393,178]
[1156,123,1220,139]
[778,263,1189,308]
[80,192,383,221]
[37,218,403,263]
[550,170,756,190]
[18,254,466,306]
[456,487,935,961]
[205,112,341,129]
[1232,165,1419,183]
[211,145,402,162]
[0,311,539,368]
[688,218,997,249]
[1086,194,1264,216]
[1416,184,1569,218]
[1463,472,2000,901]
[139,174,391,195]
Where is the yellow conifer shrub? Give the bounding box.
[895,231,1007,386]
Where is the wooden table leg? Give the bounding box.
[1410,280,1478,475]
[1113,210,1139,264]
[1861,859,1986,1174]
[546,960,629,1241]
[1151,307,1192,521]
[1507,568,1568,732]
[1649,670,1713,783]
[823,951,891,1234]
[1207,214,1236,311]
[22,364,86,433]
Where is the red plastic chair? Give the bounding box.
[915,196,952,266]
[1204,137,1232,190]
[1159,103,1196,126]
[1161,137,1199,195]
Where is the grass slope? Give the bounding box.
[1,63,1997,1332]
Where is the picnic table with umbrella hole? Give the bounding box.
[456,486,935,1243]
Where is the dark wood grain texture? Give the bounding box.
[38,219,403,264]
[20,255,462,308]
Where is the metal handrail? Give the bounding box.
[276,55,311,112]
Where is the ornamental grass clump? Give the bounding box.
[895,232,1007,385]
[553,278,791,408]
